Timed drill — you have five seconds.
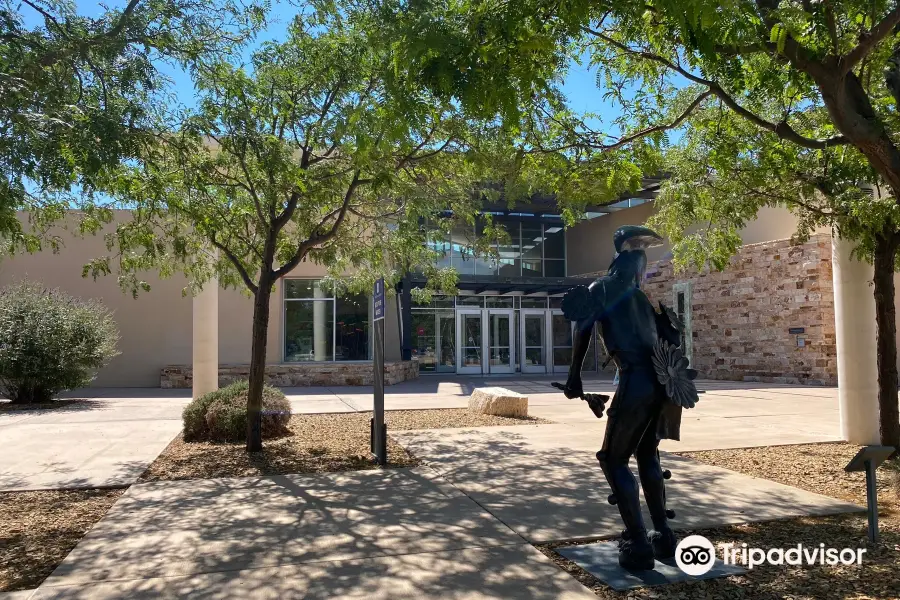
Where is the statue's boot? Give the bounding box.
[598,452,655,570]
[637,449,677,560]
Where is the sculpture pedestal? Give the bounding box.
[557,541,745,591]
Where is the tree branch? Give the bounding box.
[273,171,361,279]
[209,232,259,294]
[841,4,900,75]
[584,28,848,150]
[105,0,143,39]
[597,90,712,150]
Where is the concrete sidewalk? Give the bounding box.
[0,396,189,491]
[31,468,595,599]
[392,425,859,543]
[12,377,860,599]
[0,376,842,491]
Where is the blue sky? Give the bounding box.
[21,1,625,136]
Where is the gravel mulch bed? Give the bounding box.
[676,442,900,507]
[141,409,546,482]
[385,408,550,430]
[540,442,900,599]
[0,489,123,592]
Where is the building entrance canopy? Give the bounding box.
[403,275,599,376]
[409,274,596,296]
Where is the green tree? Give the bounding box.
[95,5,496,451]
[389,0,900,448]
[1,0,262,251]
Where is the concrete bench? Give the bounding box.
[468,387,529,418]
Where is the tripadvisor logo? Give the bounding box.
[675,535,716,575]
[674,535,867,575]
[722,542,867,569]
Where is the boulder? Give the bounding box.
[468,387,528,418]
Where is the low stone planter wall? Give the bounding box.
[161,360,419,389]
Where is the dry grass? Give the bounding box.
[0,489,123,593]
[142,409,546,482]
[540,442,900,599]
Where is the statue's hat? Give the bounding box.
[613,225,664,253]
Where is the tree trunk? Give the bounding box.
[873,231,900,449]
[246,277,272,452]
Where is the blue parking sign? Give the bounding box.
[373,278,385,321]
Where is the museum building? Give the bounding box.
[3,187,863,388]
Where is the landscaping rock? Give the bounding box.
[468,387,528,418]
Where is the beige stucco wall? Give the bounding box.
[0,226,193,386]
[565,204,821,276]
[1,213,399,386]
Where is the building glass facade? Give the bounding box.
[283,279,370,362]
[427,219,567,277]
[410,294,597,375]
[282,217,596,374]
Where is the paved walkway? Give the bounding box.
[391,426,856,543]
[0,393,190,491]
[285,375,842,451]
[3,376,860,598]
[30,468,595,599]
[1,376,841,491]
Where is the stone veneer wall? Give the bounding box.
[161,360,419,389]
[583,233,837,385]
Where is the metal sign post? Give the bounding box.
[844,445,895,544]
[371,278,387,466]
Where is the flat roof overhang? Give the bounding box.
[407,274,595,296]
[475,177,664,219]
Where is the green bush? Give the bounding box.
[182,380,292,443]
[0,280,119,403]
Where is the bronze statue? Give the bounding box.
[553,225,699,570]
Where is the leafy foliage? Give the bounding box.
[0,0,264,253]
[390,0,900,446]
[93,1,520,449]
[94,4,503,300]
[183,380,291,442]
[390,0,900,262]
[0,280,119,403]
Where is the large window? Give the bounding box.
[430,219,566,278]
[283,280,369,362]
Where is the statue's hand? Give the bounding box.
[583,393,609,419]
[551,380,584,400]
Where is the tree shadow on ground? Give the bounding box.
[392,428,861,543]
[0,399,98,414]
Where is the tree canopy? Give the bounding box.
[95,2,510,449]
[0,0,263,251]
[387,0,900,446]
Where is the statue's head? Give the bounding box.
[608,225,663,287]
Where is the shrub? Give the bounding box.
[182,380,292,443]
[0,281,119,403]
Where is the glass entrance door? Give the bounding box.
[456,309,483,374]
[520,309,547,374]
[436,313,456,372]
[551,310,574,373]
[412,311,456,373]
[487,309,514,374]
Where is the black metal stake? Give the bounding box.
[371,277,387,466]
[865,458,878,544]
[372,314,386,466]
